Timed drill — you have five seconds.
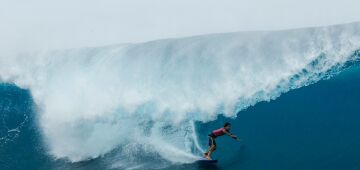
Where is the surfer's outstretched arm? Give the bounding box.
[223,130,240,141]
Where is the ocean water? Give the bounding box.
[0,22,360,170]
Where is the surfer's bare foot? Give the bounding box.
[205,155,212,160]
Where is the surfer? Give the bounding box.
[204,122,240,160]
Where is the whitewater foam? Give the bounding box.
[0,22,360,164]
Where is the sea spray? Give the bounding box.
[0,22,359,164]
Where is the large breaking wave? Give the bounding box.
[0,22,359,167]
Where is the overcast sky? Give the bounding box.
[1,0,360,50]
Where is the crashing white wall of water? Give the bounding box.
[0,22,360,163]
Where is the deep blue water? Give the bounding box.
[197,64,360,170]
[1,64,360,170]
[0,84,51,169]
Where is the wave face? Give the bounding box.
[196,62,360,170]
[2,62,360,170]
[0,22,360,168]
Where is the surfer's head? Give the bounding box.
[224,122,231,130]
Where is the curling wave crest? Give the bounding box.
[0,22,359,164]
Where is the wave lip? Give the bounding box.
[0,22,360,163]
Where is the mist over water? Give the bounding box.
[0,22,360,169]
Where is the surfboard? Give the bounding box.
[196,159,218,164]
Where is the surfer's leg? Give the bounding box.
[206,137,216,160]
[206,145,216,160]
[204,137,211,157]
[204,136,213,155]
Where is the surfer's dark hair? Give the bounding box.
[224,122,231,127]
